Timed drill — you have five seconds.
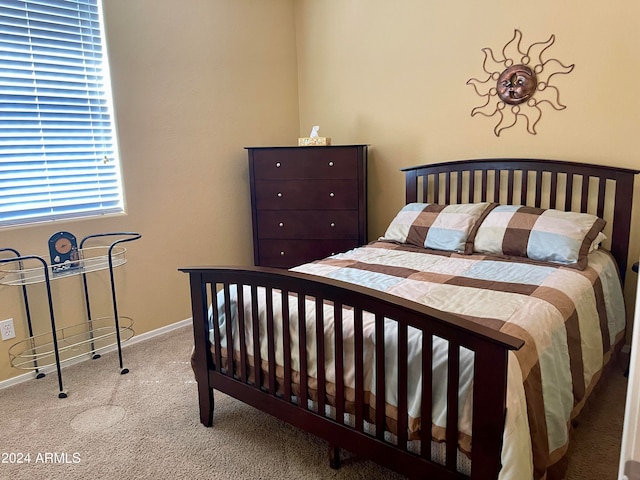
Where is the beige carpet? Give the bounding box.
[0,325,627,480]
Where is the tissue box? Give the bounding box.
[298,137,331,146]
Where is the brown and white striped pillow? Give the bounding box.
[471,205,606,269]
[380,202,493,253]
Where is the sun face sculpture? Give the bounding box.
[467,29,575,136]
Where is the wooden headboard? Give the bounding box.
[402,158,639,281]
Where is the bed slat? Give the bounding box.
[564,173,574,211]
[421,332,434,461]
[298,294,308,408]
[265,287,276,395]
[397,322,409,450]
[237,285,248,382]
[481,170,488,202]
[223,284,234,377]
[468,171,475,203]
[375,313,386,440]
[549,172,558,209]
[334,302,345,423]
[354,307,365,432]
[212,286,223,373]
[520,170,528,205]
[534,170,542,207]
[251,285,261,387]
[446,340,460,469]
[580,176,589,212]
[315,298,326,416]
[597,178,606,219]
[506,170,514,204]
[281,288,292,401]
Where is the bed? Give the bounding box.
[181,158,638,480]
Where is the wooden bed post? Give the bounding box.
[470,344,510,479]
[610,171,635,282]
[328,444,341,469]
[405,169,418,204]
[188,272,214,427]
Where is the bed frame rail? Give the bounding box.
[181,266,524,480]
[402,159,638,280]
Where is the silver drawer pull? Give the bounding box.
[328,161,334,167]
[330,222,335,227]
[280,251,285,256]
[276,162,281,167]
[329,192,335,197]
[278,222,284,227]
[277,192,283,197]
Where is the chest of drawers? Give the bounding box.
[247,145,368,268]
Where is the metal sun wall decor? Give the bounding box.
[466,29,575,136]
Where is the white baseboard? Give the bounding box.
[0,318,192,391]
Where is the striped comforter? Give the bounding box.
[291,241,626,479]
[209,240,625,479]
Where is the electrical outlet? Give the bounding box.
[0,318,15,341]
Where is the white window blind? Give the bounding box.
[0,0,124,228]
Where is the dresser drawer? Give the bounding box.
[252,148,358,180]
[258,239,359,268]
[255,179,357,210]
[257,210,358,239]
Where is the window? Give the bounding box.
[0,0,124,228]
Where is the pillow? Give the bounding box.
[380,202,493,253]
[472,205,606,269]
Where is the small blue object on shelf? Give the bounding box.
[48,231,80,274]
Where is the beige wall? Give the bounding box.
[295,0,640,238]
[0,0,299,382]
[294,0,640,329]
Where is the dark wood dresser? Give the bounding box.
[247,145,368,268]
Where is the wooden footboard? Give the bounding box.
[181,266,523,479]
